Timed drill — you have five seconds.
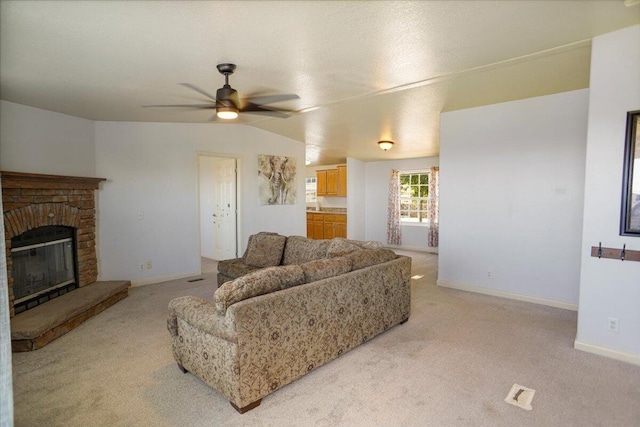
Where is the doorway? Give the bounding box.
[199,155,239,271]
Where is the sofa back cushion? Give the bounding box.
[348,239,384,250]
[282,236,330,265]
[244,233,287,268]
[300,256,353,283]
[326,238,362,257]
[215,265,304,314]
[346,249,397,270]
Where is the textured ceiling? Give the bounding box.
[1,1,639,165]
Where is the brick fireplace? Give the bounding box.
[2,171,106,317]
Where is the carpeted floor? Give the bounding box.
[11,251,640,426]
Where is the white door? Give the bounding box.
[212,158,237,260]
[199,156,216,259]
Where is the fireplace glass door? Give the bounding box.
[11,226,77,313]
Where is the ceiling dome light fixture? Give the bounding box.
[378,140,394,151]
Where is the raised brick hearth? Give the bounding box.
[2,171,130,351]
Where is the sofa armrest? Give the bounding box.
[168,295,237,343]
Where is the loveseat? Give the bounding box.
[167,233,411,413]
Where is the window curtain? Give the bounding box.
[387,169,402,245]
[428,166,439,247]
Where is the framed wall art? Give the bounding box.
[258,154,297,205]
[620,110,640,236]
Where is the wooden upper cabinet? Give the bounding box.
[316,170,327,196]
[316,165,346,197]
[326,169,338,196]
[337,165,347,197]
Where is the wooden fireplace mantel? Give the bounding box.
[1,171,106,190]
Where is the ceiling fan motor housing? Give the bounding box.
[216,86,240,109]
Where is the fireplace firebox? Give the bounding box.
[11,226,78,314]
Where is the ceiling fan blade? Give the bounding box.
[241,104,292,119]
[142,104,216,108]
[241,94,299,106]
[179,83,217,101]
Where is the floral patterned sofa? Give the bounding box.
[216,232,381,286]
[167,233,411,413]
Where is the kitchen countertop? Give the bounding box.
[306,207,347,214]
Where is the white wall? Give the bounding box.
[576,25,640,364]
[94,121,305,285]
[0,100,95,176]
[347,158,366,240]
[439,89,589,308]
[364,157,439,251]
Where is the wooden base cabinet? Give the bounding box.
[335,214,347,237]
[307,213,347,239]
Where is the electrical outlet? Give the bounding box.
[145,260,152,270]
[139,263,145,271]
[487,270,492,279]
[608,317,619,333]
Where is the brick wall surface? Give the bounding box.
[2,186,100,318]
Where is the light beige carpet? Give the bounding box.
[11,251,640,426]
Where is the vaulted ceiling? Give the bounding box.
[1,1,639,165]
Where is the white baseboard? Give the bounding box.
[130,270,202,287]
[574,340,640,366]
[385,244,438,254]
[437,279,578,311]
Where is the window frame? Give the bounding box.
[399,170,430,226]
[305,176,317,203]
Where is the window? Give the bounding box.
[306,177,317,203]
[399,171,430,223]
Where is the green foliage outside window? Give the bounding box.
[400,172,429,223]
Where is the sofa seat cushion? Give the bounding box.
[282,236,330,265]
[244,233,287,268]
[215,265,305,314]
[300,256,353,283]
[346,249,397,270]
[217,258,262,280]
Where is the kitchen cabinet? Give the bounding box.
[335,214,347,237]
[313,213,325,239]
[316,170,327,196]
[323,214,337,239]
[316,165,346,197]
[337,165,347,197]
[306,215,313,238]
[306,212,347,239]
[326,170,338,196]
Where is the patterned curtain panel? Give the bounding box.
[428,166,439,247]
[387,169,402,245]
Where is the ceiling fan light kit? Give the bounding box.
[216,105,239,120]
[378,140,394,151]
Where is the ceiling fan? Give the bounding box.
[144,63,299,120]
